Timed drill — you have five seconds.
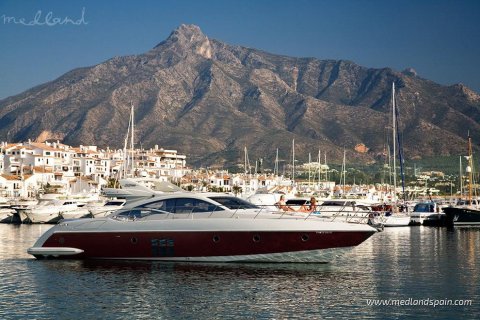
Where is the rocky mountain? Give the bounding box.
[1,24,479,168]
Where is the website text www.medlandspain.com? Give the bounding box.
[366,298,473,308]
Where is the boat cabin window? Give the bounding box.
[457,199,478,205]
[286,199,309,206]
[320,201,351,206]
[105,200,125,206]
[208,196,259,210]
[414,203,435,212]
[140,198,223,213]
[115,209,153,220]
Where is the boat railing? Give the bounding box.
[112,204,322,221]
[111,204,385,225]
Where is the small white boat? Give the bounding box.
[381,213,411,227]
[410,201,445,225]
[25,200,88,224]
[313,199,378,225]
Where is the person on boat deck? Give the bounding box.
[275,195,294,211]
[299,197,317,212]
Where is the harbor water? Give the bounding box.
[0,224,478,319]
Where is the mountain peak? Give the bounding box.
[158,24,212,59]
[172,24,205,39]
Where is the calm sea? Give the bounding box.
[0,224,478,319]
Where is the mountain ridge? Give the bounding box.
[1,24,479,167]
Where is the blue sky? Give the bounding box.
[1,0,479,100]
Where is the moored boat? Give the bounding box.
[410,201,446,226]
[0,206,16,223]
[381,213,411,227]
[25,199,88,224]
[443,135,480,226]
[443,204,480,226]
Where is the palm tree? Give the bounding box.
[232,185,242,196]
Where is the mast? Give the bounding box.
[324,153,328,181]
[274,148,279,176]
[130,103,135,175]
[292,139,295,184]
[244,146,251,175]
[467,134,473,204]
[308,152,311,186]
[317,149,321,189]
[392,82,397,204]
[343,148,346,196]
[340,148,346,197]
[459,156,463,198]
[394,85,407,203]
[123,106,133,178]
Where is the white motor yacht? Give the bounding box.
[25,200,89,224]
[28,193,377,263]
[410,201,445,226]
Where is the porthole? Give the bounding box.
[301,234,309,242]
[213,235,220,243]
[58,237,65,244]
[131,237,138,244]
[253,234,261,243]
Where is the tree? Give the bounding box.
[232,185,242,196]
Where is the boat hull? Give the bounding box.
[26,211,62,224]
[410,213,447,226]
[443,207,480,226]
[382,215,410,227]
[29,229,374,263]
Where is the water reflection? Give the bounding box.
[1,224,479,319]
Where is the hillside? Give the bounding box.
[1,24,479,167]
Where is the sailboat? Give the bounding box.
[381,82,411,227]
[443,134,480,225]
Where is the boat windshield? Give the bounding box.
[207,196,260,210]
[321,201,355,206]
[414,203,435,212]
[104,200,125,206]
[114,209,157,220]
[286,199,309,206]
[138,197,225,213]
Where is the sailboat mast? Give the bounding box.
[123,106,132,178]
[459,156,463,197]
[392,82,397,203]
[467,135,473,203]
[318,149,321,189]
[130,103,135,175]
[274,148,279,176]
[308,152,312,187]
[343,148,346,196]
[244,146,251,175]
[324,154,328,181]
[292,139,295,184]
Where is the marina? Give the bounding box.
[1,1,480,318]
[1,224,478,319]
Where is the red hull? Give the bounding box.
[40,230,374,260]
